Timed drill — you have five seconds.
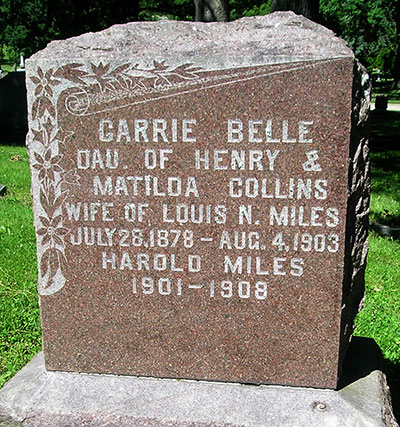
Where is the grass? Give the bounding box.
[0,146,41,387]
[0,111,399,420]
[355,233,400,363]
[0,59,16,73]
[353,110,400,419]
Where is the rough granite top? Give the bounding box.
[28,12,353,68]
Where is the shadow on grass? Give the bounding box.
[370,110,400,152]
[367,110,400,421]
[369,111,400,228]
[384,359,400,423]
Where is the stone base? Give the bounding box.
[0,338,397,427]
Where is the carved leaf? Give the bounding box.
[38,97,56,118]
[30,76,40,85]
[31,127,43,144]
[153,76,171,89]
[104,81,118,93]
[91,62,110,79]
[53,235,63,246]
[40,188,49,213]
[115,76,130,91]
[52,215,63,228]
[56,227,69,237]
[172,63,202,79]
[41,247,62,282]
[62,169,80,185]
[40,251,51,278]
[153,60,169,71]
[42,118,54,142]
[32,98,40,120]
[34,151,44,164]
[54,128,74,145]
[110,63,131,76]
[54,63,89,85]
[48,191,69,217]
[42,233,51,247]
[38,215,50,227]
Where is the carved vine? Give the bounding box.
[29,61,201,295]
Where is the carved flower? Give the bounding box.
[31,118,54,147]
[32,148,63,182]
[37,215,69,247]
[30,67,60,97]
[91,62,111,92]
[62,169,80,186]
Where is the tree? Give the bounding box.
[1,0,397,82]
[194,0,229,21]
[229,0,271,20]
[270,0,319,21]
[392,0,400,87]
[138,0,193,21]
[320,0,396,76]
[0,0,140,63]
[0,0,50,63]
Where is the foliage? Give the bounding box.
[0,0,49,63]
[138,0,193,21]
[320,0,397,75]
[0,0,398,78]
[230,0,271,20]
[0,0,271,65]
[0,0,139,63]
[270,0,319,21]
[137,0,271,22]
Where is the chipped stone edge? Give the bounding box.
[338,60,371,380]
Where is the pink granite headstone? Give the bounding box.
[25,12,370,389]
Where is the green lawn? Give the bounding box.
[354,112,400,417]
[0,111,399,419]
[0,146,41,387]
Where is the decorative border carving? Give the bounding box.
[28,61,202,295]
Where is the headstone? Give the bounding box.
[375,95,388,112]
[25,12,370,389]
[0,71,28,144]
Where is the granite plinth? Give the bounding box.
[25,12,370,388]
[0,339,397,427]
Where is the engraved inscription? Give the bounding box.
[29,61,345,298]
[63,114,340,300]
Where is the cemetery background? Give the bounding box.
[1,0,399,87]
[0,0,399,423]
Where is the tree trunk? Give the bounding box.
[194,0,229,22]
[270,0,319,22]
[392,0,400,88]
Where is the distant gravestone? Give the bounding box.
[25,12,370,389]
[375,95,388,112]
[0,71,28,143]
